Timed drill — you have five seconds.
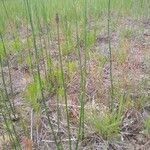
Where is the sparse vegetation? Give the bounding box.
[0,0,150,149]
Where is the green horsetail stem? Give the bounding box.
[25,0,60,149]
[56,13,72,150]
[107,0,114,112]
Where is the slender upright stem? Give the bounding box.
[0,32,13,96]
[0,53,15,114]
[1,110,17,150]
[73,0,86,148]
[0,56,21,149]
[25,0,60,149]
[56,13,72,150]
[82,0,88,138]
[108,0,114,111]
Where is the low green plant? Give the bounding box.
[0,41,5,58]
[67,61,77,76]
[121,28,135,39]
[25,80,41,112]
[144,117,150,133]
[11,37,21,53]
[85,109,121,140]
[116,48,128,65]
[86,31,96,48]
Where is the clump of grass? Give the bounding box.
[25,79,41,112]
[121,28,135,39]
[116,41,128,65]
[85,92,125,140]
[85,107,121,140]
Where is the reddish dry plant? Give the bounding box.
[22,137,33,150]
